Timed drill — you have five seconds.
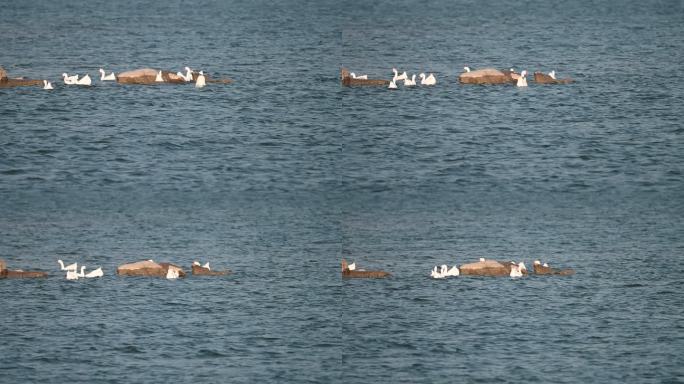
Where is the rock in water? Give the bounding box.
[458,68,512,85]
[458,259,510,276]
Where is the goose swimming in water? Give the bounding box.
[43,80,53,90]
[388,79,398,89]
[516,70,528,87]
[58,259,78,272]
[419,73,436,85]
[66,269,79,280]
[76,74,92,86]
[195,71,206,88]
[404,74,416,86]
[155,70,164,82]
[430,266,444,279]
[62,73,78,85]
[99,68,116,81]
[350,72,368,80]
[84,267,103,278]
[543,262,549,267]
[392,68,408,82]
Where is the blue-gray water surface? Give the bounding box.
[1,0,683,382]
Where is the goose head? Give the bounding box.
[199,71,204,75]
[521,70,527,77]
[99,68,105,74]
[419,73,425,79]
[392,67,398,74]
[62,73,68,78]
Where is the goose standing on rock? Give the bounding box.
[347,262,356,271]
[99,68,116,81]
[350,72,368,80]
[202,261,210,270]
[510,265,523,278]
[419,73,436,85]
[446,265,459,276]
[43,80,53,90]
[85,267,103,278]
[548,70,556,79]
[430,266,444,279]
[155,70,164,82]
[76,74,92,86]
[516,70,528,87]
[166,267,179,279]
[177,66,193,82]
[195,71,206,88]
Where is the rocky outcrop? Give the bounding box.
[0,258,48,278]
[0,66,43,88]
[116,68,232,85]
[341,259,390,278]
[459,260,510,276]
[533,72,573,84]
[459,68,513,85]
[117,260,186,277]
[340,68,390,87]
[191,264,230,276]
[533,263,575,275]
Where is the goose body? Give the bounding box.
[446,265,459,276]
[516,70,528,87]
[43,80,53,90]
[166,267,179,279]
[347,262,356,271]
[62,73,78,85]
[58,259,78,272]
[195,71,206,88]
[419,73,436,85]
[193,261,201,266]
[202,261,210,270]
[479,257,485,262]
[549,70,556,79]
[392,68,408,82]
[510,265,523,278]
[77,266,86,278]
[534,260,541,265]
[99,68,116,81]
[388,80,397,89]
[404,74,416,86]
[350,72,368,80]
[76,74,92,86]
[155,70,164,82]
[85,267,103,278]
[66,270,79,280]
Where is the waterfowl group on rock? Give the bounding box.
[533,260,575,275]
[459,66,572,85]
[340,68,390,86]
[0,259,48,279]
[341,259,390,278]
[191,261,230,276]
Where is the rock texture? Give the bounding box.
[191,264,230,276]
[0,259,48,278]
[341,259,390,278]
[0,66,42,88]
[533,72,573,84]
[459,68,512,85]
[340,68,390,87]
[117,260,186,277]
[533,263,575,275]
[459,260,510,276]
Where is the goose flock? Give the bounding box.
[58,259,104,280]
[388,67,437,89]
[37,66,210,90]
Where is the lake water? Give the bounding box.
[1,0,683,382]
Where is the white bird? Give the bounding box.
[202,261,210,270]
[440,264,448,276]
[66,270,79,280]
[347,262,356,271]
[43,80,53,90]
[392,68,408,82]
[446,265,459,276]
[193,261,200,266]
[62,73,78,85]
[155,70,164,82]
[510,265,523,278]
[430,266,444,279]
[350,72,368,80]
[518,262,527,273]
[84,267,103,278]
[479,257,485,262]
[99,68,116,81]
[516,70,528,87]
[543,262,549,267]
[166,267,179,279]
[419,73,436,85]
[463,66,471,73]
[548,70,556,79]
[77,266,86,278]
[177,67,193,82]
[388,79,397,89]
[404,74,416,86]
[534,260,541,265]
[195,71,206,88]
[58,259,78,272]
[76,74,92,86]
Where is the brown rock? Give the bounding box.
[0,259,48,278]
[340,67,390,87]
[0,67,42,88]
[533,72,573,84]
[116,68,159,84]
[0,66,7,82]
[341,258,390,278]
[459,260,510,276]
[533,263,575,275]
[117,260,186,277]
[0,259,5,272]
[191,264,230,276]
[459,68,512,85]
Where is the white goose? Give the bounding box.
[166,267,179,279]
[463,66,471,73]
[392,68,408,82]
[510,265,523,278]
[430,266,444,279]
[155,70,164,82]
[43,80,53,90]
[419,73,436,85]
[516,70,528,87]
[76,74,92,86]
[543,262,549,267]
[347,262,356,271]
[446,265,459,276]
[77,266,86,278]
[85,267,103,278]
[548,70,556,79]
[518,262,527,274]
[66,269,79,280]
[202,261,210,270]
[534,260,541,266]
[193,261,201,266]
[404,74,416,86]
[58,259,78,272]
[195,71,206,88]
[99,68,116,81]
[388,79,397,89]
[62,73,78,85]
[350,72,368,80]
[479,257,485,262]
